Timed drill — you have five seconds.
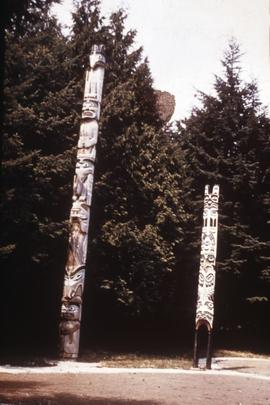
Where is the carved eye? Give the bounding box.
[69,305,79,312]
[72,272,83,281]
[206,300,214,309]
[206,273,214,285]
[198,273,205,285]
[207,255,215,262]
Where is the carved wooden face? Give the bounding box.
[70,199,88,219]
[201,231,216,256]
[70,200,88,219]
[198,268,215,294]
[62,267,85,301]
[204,193,218,209]
[89,47,105,69]
[59,302,80,335]
[200,253,215,267]
[82,96,99,119]
[196,301,214,326]
[196,267,215,328]
[61,266,85,330]
[204,185,219,208]
[75,158,94,178]
[61,301,81,322]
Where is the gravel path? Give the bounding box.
[0,358,269,405]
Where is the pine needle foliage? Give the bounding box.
[2,0,187,349]
[175,40,270,331]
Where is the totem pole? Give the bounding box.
[59,45,106,359]
[193,185,220,369]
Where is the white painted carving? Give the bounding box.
[195,185,219,331]
[60,45,106,359]
[77,121,98,160]
[73,158,95,205]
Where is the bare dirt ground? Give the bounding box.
[0,358,270,405]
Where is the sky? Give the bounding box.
[52,0,270,120]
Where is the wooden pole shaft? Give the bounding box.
[59,45,106,359]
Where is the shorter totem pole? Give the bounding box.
[193,185,220,369]
[59,45,106,359]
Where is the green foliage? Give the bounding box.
[91,120,186,316]
[2,13,78,273]
[2,0,269,349]
[2,0,187,348]
[175,40,270,330]
[68,3,186,317]
[2,0,59,36]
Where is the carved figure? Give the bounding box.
[82,97,100,120]
[83,45,105,102]
[59,265,85,358]
[77,121,98,159]
[84,72,104,103]
[193,185,220,369]
[89,45,106,69]
[62,265,85,303]
[60,45,106,359]
[73,159,94,205]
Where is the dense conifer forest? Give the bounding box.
[1,0,269,356]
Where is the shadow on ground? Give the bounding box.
[220,366,251,371]
[0,381,45,390]
[0,358,57,368]
[0,395,160,405]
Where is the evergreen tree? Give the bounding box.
[68,2,187,324]
[2,0,187,351]
[176,40,270,335]
[1,8,78,351]
[1,0,59,34]
[0,0,60,131]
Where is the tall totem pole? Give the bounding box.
[59,45,106,359]
[193,185,220,369]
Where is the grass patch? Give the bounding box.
[79,347,270,368]
[213,349,270,359]
[80,350,192,368]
